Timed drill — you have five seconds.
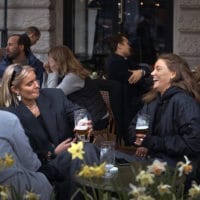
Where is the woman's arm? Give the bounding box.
[42,72,85,95]
[142,99,200,157]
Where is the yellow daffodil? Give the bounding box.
[91,162,106,177]
[4,153,14,168]
[68,141,84,160]
[157,183,171,196]
[0,185,10,200]
[78,165,91,177]
[129,183,146,198]
[188,182,200,198]
[78,162,106,178]
[0,191,9,200]
[136,170,155,186]
[147,159,167,175]
[23,191,40,200]
[177,155,193,176]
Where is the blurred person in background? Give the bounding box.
[105,33,152,144]
[42,45,109,131]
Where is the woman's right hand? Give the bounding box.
[54,137,76,155]
[134,133,146,146]
[43,62,52,73]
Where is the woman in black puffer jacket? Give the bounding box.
[128,53,200,185]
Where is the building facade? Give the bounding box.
[0,0,199,68]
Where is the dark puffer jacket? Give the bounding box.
[128,86,200,175]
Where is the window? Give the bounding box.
[63,0,173,67]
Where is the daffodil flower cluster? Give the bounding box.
[78,162,106,178]
[0,154,41,200]
[67,143,200,200]
[67,141,106,178]
[128,156,198,200]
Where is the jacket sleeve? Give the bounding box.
[0,58,10,77]
[142,100,200,157]
[0,111,41,171]
[28,52,44,85]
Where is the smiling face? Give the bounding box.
[12,70,40,104]
[151,59,176,95]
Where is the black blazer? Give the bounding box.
[3,88,80,161]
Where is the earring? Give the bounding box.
[16,93,21,101]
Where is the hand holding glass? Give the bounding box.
[74,109,90,142]
[135,114,150,146]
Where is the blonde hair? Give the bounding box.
[48,45,90,79]
[0,64,35,107]
[143,53,200,103]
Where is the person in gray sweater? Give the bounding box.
[42,45,109,131]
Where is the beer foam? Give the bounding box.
[77,118,88,125]
[136,125,148,129]
[75,125,88,130]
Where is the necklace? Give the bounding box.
[25,103,37,110]
[24,102,40,117]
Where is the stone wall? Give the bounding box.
[0,0,62,62]
[174,0,200,68]
[1,0,200,68]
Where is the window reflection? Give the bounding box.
[73,0,172,67]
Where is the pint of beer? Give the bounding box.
[74,109,90,142]
[135,124,149,135]
[135,114,150,145]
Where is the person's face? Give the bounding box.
[28,33,40,45]
[6,36,21,60]
[48,56,59,72]
[151,59,176,95]
[12,71,40,102]
[118,37,131,57]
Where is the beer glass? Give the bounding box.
[135,113,150,146]
[74,109,89,142]
[100,141,115,178]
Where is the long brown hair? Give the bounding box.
[143,53,200,103]
[48,45,90,79]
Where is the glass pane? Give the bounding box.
[72,0,172,67]
[124,0,172,64]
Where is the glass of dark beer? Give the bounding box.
[135,113,150,146]
[74,109,90,142]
